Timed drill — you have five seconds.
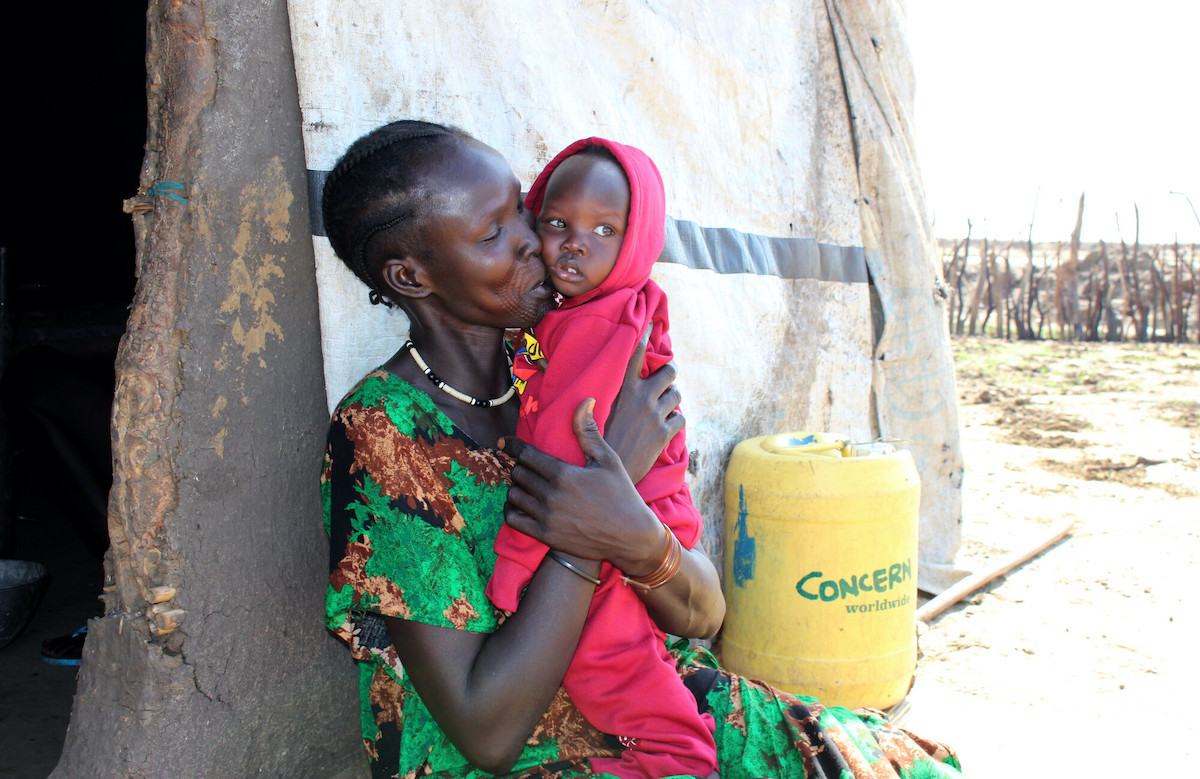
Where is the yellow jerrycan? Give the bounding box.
[722,432,919,709]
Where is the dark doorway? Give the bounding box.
[0,5,146,776]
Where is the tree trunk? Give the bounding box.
[967,236,988,336]
[1020,223,1037,339]
[1132,207,1148,341]
[1118,209,1148,341]
[956,222,971,335]
[1101,241,1122,341]
[1058,193,1085,341]
[1173,240,1184,343]
[1148,247,1170,341]
[980,247,995,336]
[1001,244,1016,340]
[53,1,362,775]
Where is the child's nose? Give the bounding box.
[562,230,586,255]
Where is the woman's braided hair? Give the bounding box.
[322,120,472,306]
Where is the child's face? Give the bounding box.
[536,153,630,297]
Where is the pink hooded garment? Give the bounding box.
[486,138,717,779]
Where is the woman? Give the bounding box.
[322,120,962,778]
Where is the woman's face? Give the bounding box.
[415,139,554,330]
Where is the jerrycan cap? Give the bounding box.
[760,432,899,458]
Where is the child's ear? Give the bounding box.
[380,256,431,300]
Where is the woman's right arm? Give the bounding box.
[383,553,598,773]
[382,402,631,774]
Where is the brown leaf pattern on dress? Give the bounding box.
[354,638,403,676]
[514,762,591,779]
[881,726,958,771]
[424,435,512,488]
[362,735,378,764]
[821,717,875,777]
[525,687,619,760]
[443,594,479,629]
[723,676,747,734]
[764,683,822,758]
[330,538,412,619]
[340,402,467,534]
[369,664,407,729]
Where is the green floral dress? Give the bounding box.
[324,370,963,779]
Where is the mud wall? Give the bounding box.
[53,0,361,775]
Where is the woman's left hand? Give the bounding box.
[503,399,726,639]
[503,399,664,567]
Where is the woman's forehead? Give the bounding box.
[437,140,521,213]
[446,139,514,185]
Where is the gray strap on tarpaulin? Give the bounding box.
[306,168,867,285]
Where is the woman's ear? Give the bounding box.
[380,257,432,300]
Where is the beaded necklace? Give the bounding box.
[402,340,516,408]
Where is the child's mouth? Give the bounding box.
[550,261,583,283]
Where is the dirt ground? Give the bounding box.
[899,337,1200,776]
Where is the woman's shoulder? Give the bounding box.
[333,368,457,437]
[336,367,413,410]
[328,369,511,487]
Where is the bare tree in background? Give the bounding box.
[1119,205,1149,341]
[938,207,1196,344]
[1056,194,1086,341]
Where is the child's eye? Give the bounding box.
[482,226,502,243]
[594,225,615,237]
[544,218,566,229]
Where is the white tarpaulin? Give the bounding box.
[286,0,964,588]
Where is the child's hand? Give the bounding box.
[502,398,662,569]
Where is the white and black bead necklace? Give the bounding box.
[402,340,516,408]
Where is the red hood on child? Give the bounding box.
[524,137,666,307]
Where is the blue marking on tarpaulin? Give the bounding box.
[789,434,819,446]
[732,484,756,587]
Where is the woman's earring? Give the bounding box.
[368,289,395,308]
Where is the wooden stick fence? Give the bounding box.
[940,196,1199,343]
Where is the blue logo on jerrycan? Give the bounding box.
[732,485,756,586]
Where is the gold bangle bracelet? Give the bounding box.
[624,524,682,590]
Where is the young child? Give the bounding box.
[486,138,718,779]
